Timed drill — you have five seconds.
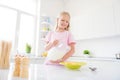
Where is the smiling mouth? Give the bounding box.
[61,24,66,27]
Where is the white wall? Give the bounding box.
[40,0,64,18]
[74,35,120,58]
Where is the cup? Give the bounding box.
[115,53,120,59]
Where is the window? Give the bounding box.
[18,13,36,54]
[0,0,37,15]
[0,0,38,56]
[0,7,17,54]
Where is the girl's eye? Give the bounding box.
[66,21,69,23]
[61,20,64,21]
[61,20,69,23]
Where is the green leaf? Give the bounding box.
[25,43,31,53]
[83,50,90,55]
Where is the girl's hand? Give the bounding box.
[45,40,59,51]
[52,40,59,47]
[50,60,58,63]
[50,59,63,63]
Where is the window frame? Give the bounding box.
[0,1,39,56]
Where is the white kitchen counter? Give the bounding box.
[69,56,120,62]
[10,56,120,63]
[0,57,120,80]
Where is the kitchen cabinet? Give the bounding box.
[0,58,120,80]
[113,0,120,34]
[65,0,120,40]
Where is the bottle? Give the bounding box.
[47,43,69,61]
[20,56,30,78]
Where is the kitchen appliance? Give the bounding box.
[115,53,120,59]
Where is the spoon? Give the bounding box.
[89,67,97,71]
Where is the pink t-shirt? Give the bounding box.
[45,31,76,46]
[44,31,76,65]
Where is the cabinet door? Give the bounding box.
[113,0,120,35]
[66,0,117,40]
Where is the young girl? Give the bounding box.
[44,11,76,65]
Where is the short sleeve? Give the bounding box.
[67,32,76,45]
[44,31,52,43]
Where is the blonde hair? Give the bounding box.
[55,11,71,31]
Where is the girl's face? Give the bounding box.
[57,15,70,30]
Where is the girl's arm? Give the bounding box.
[45,40,59,51]
[61,43,75,61]
[45,42,53,51]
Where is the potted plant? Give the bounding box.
[25,43,32,54]
[83,50,91,57]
